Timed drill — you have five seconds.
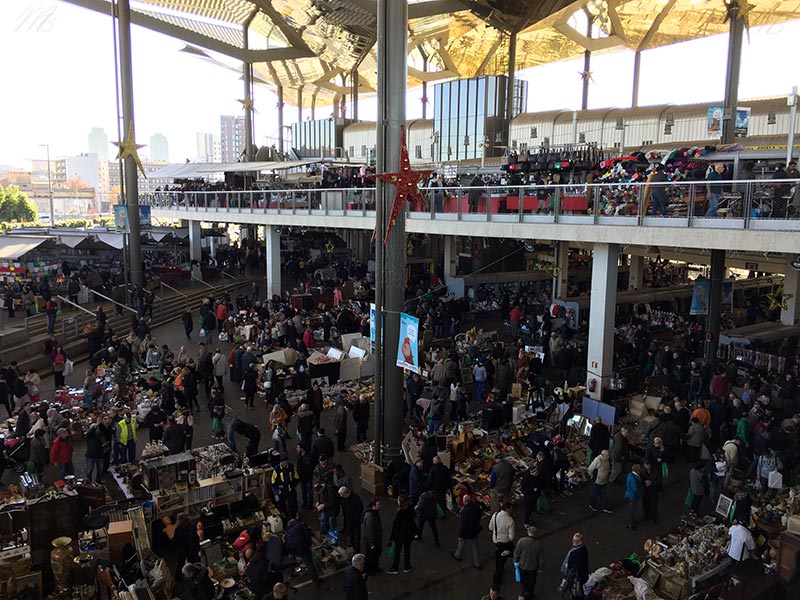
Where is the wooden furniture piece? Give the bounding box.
[107,520,133,565]
[779,531,800,583]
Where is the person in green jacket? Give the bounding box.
[115,413,138,464]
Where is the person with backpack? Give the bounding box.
[560,533,589,599]
[489,501,515,586]
[233,526,263,574]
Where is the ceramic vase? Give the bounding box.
[51,536,75,590]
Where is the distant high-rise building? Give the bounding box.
[149,133,169,162]
[220,115,246,163]
[88,127,109,161]
[54,153,99,190]
[196,133,220,162]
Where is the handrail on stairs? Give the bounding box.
[160,281,189,302]
[90,289,138,315]
[192,276,214,289]
[56,295,96,317]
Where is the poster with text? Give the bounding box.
[369,303,376,351]
[707,106,723,136]
[722,280,734,309]
[734,108,750,138]
[396,312,419,373]
[690,277,711,315]
[113,205,129,233]
[139,205,152,228]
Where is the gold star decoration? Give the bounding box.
[325,240,335,253]
[767,285,793,312]
[579,69,594,82]
[373,125,434,245]
[724,0,755,35]
[114,121,147,178]
[238,97,254,111]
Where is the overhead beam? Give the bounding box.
[638,0,678,51]
[473,36,504,76]
[62,0,249,60]
[408,0,469,20]
[408,67,458,82]
[245,47,316,62]
[249,0,315,57]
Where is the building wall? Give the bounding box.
[220,115,246,163]
[88,127,109,162]
[149,133,169,162]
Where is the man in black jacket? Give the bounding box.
[296,445,315,509]
[360,499,383,575]
[312,428,335,462]
[427,456,451,515]
[343,554,368,600]
[588,417,610,460]
[340,486,364,552]
[453,494,482,568]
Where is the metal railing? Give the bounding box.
[160,281,189,303]
[139,179,800,231]
[56,295,96,317]
[90,288,138,315]
[191,276,214,289]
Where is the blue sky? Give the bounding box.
[1,0,799,167]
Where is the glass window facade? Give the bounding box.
[432,76,528,163]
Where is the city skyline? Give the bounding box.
[2,0,800,168]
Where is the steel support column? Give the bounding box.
[505,31,517,141]
[297,87,303,124]
[631,50,642,108]
[705,249,725,363]
[117,0,142,288]
[721,2,744,145]
[277,85,285,155]
[243,24,254,162]
[188,220,202,280]
[374,0,408,467]
[553,242,569,299]
[581,13,592,111]
[351,69,359,121]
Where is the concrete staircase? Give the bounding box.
[0,277,250,377]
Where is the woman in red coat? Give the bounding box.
[50,427,74,480]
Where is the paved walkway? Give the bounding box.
[7,300,699,600]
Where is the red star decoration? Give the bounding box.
[374,125,433,245]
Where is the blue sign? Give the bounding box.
[139,205,152,228]
[113,205,129,233]
[369,303,376,351]
[396,312,420,373]
[690,278,710,315]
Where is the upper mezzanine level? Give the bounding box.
[142,179,800,254]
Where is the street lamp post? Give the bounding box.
[40,144,54,223]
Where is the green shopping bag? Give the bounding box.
[586,448,593,466]
[684,490,694,507]
[385,541,396,561]
[537,493,550,512]
[662,462,669,479]
[435,503,445,519]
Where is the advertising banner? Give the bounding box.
[396,312,419,373]
[690,278,710,315]
[113,205,129,233]
[369,303,376,351]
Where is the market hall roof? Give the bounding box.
[62,0,800,108]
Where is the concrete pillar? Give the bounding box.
[264,225,281,299]
[781,256,800,325]
[553,242,569,299]
[586,243,619,401]
[629,254,645,290]
[721,3,744,144]
[188,220,202,280]
[705,249,725,364]
[443,235,457,280]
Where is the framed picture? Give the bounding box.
[638,562,662,589]
[715,494,733,519]
[1,572,43,600]
[659,576,683,600]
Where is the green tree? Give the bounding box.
[0,185,37,222]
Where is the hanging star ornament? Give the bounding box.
[374,125,433,245]
[238,97,254,111]
[579,69,594,82]
[114,121,147,178]
[767,285,793,312]
[724,0,755,38]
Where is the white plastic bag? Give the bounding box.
[628,576,665,600]
[768,469,783,489]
